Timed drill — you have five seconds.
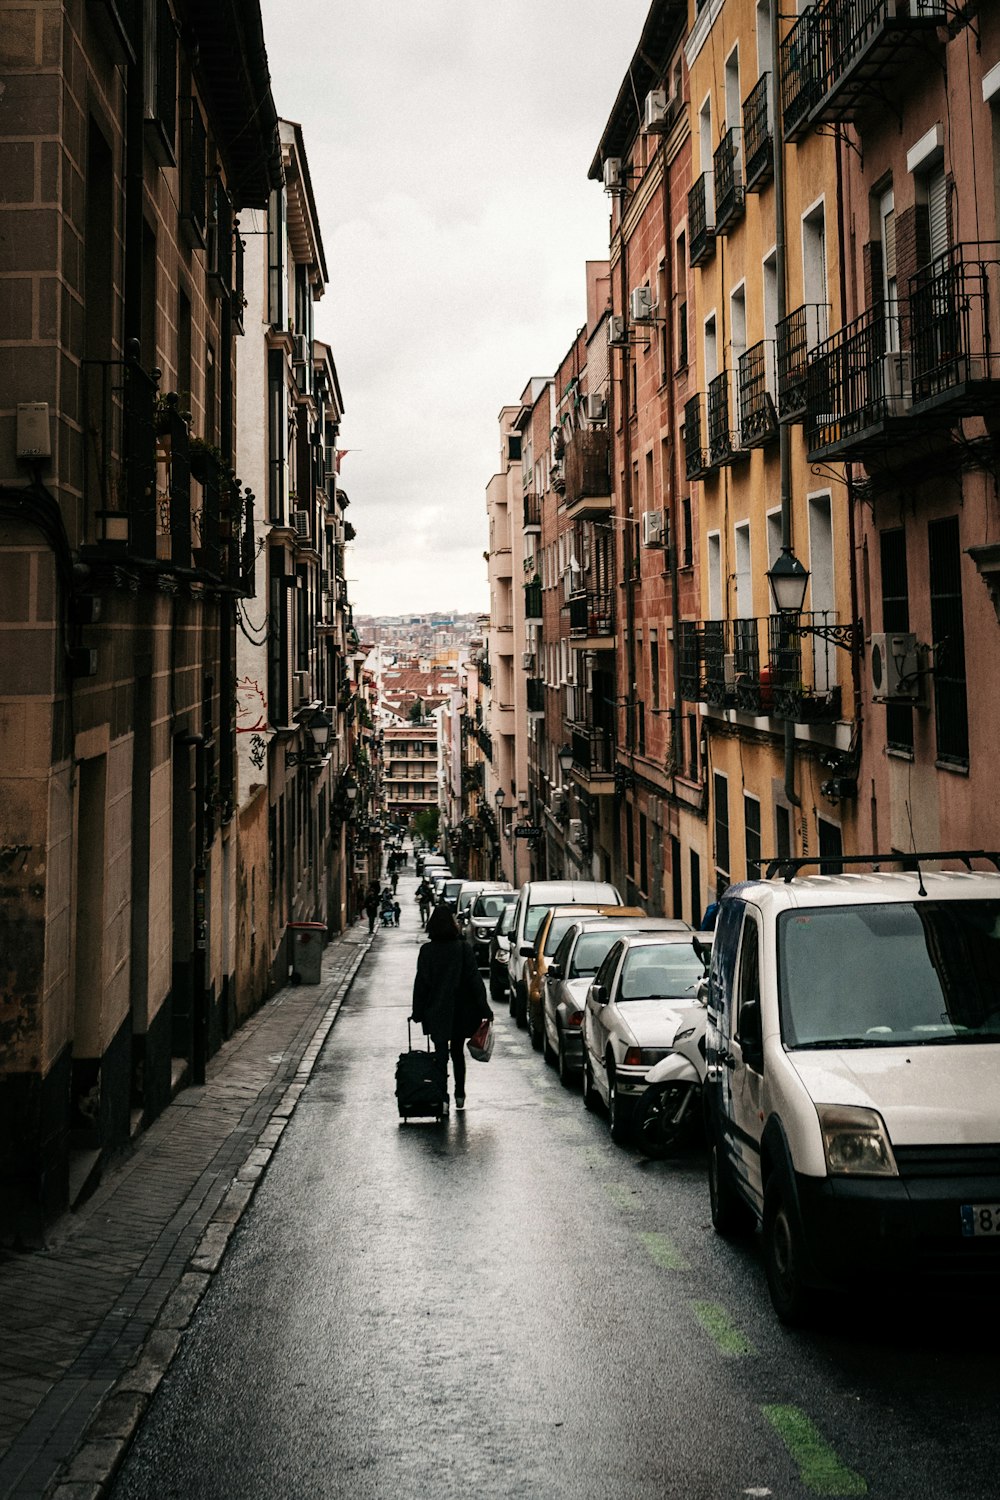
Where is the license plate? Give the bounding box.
[960,1205,1000,1237]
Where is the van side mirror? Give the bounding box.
[737,1000,764,1073]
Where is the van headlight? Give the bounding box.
[817,1105,898,1177]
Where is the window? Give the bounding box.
[775,803,791,860]
[744,794,761,878]
[682,495,693,567]
[735,521,752,617]
[928,516,969,765]
[142,0,177,165]
[650,631,660,711]
[507,434,521,463]
[708,532,723,619]
[879,528,913,752]
[818,817,843,874]
[737,916,761,1044]
[179,96,207,248]
[714,772,730,890]
[267,187,288,330]
[689,848,702,929]
[802,201,827,320]
[267,350,286,522]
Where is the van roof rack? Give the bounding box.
[763,850,1000,884]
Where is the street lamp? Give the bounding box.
[766,547,810,616]
[494,787,506,810]
[287,707,333,766]
[558,743,574,775]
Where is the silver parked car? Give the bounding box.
[466,887,516,966]
[544,917,691,1085]
[581,933,707,1142]
[488,899,518,1007]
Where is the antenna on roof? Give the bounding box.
[905,801,927,897]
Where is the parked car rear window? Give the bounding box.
[778,900,1000,1049]
[570,931,625,978]
[475,893,515,919]
[542,914,585,955]
[619,945,704,999]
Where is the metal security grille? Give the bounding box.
[928,517,969,766]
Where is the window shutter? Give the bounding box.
[927,166,948,263]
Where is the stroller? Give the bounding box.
[380,904,395,928]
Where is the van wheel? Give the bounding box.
[763,1174,816,1326]
[708,1139,753,1238]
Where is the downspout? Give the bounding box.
[771,13,801,809]
[659,131,685,826]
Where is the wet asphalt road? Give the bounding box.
[112,866,1000,1500]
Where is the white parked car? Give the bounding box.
[581,933,707,1142]
[506,879,621,1026]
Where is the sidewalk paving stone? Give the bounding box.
[0,922,374,1500]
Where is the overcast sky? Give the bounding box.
[258,0,651,616]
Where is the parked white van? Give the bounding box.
[506,879,621,1025]
[705,855,1000,1323]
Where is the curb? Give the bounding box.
[46,932,374,1500]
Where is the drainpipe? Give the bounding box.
[772,12,801,810]
[660,135,684,813]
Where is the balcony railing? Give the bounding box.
[563,428,612,513]
[681,614,844,722]
[526,677,545,713]
[569,724,615,778]
[569,588,614,639]
[713,128,744,233]
[684,393,710,480]
[776,303,830,421]
[738,341,778,448]
[708,372,738,466]
[805,304,913,460]
[524,578,543,620]
[478,658,492,686]
[742,73,773,192]
[476,725,493,762]
[523,491,541,530]
[909,244,1000,417]
[780,0,946,140]
[688,172,716,267]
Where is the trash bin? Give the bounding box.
[287,921,326,984]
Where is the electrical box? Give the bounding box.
[17,403,51,459]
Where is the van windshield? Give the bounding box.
[778,901,1000,1048]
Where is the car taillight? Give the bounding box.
[568,1010,583,1027]
[623,1047,643,1066]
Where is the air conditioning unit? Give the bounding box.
[724,653,737,687]
[603,157,624,193]
[568,818,584,844]
[630,286,655,323]
[292,333,309,365]
[869,631,921,702]
[551,788,567,816]
[642,509,664,547]
[521,651,535,671]
[608,315,627,347]
[292,509,310,537]
[584,392,607,423]
[292,670,310,706]
[643,89,671,133]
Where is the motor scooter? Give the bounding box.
[632,935,712,1159]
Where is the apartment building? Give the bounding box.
[382,724,439,823]
[235,118,355,1011]
[589,1,708,915]
[0,0,279,1234]
[783,2,1000,854]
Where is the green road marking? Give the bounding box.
[637,1230,689,1269]
[581,1146,606,1169]
[762,1404,867,1497]
[603,1182,641,1212]
[691,1301,755,1356]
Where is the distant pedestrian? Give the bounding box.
[391,869,399,894]
[392,900,401,927]
[410,906,492,1112]
[364,890,379,935]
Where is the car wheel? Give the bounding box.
[529,1005,543,1051]
[708,1137,753,1238]
[507,979,517,1017]
[633,1083,684,1159]
[582,1051,599,1112]
[608,1065,632,1145]
[762,1173,816,1326]
[515,982,528,1029]
[542,1023,556,1067]
[557,1032,577,1088]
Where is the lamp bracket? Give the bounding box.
[795,618,863,652]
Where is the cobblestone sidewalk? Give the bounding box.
[0,922,374,1500]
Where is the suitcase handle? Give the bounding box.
[407,1018,431,1052]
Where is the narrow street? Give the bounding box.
[111,869,1000,1500]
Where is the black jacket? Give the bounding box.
[412,938,492,1046]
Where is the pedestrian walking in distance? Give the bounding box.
[411,906,493,1111]
[364,888,379,935]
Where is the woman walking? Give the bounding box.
[411,907,492,1111]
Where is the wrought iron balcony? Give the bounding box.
[776,303,829,422]
[476,726,493,762]
[526,677,545,714]
[684,393,710,480]
[680,614,844,722]
[909,244,1000,418]
[478,658,492,687]
[523,491,541,531]
[708,372,739,466]
[569,724,615,783]
[81,347,159,556]
[524,578,543,621]
[569,588,614,641]
[780,0,945,141]
[562,428,612,517]
[738,341,778,448]
[688,172,716,267]
[713,129,745,234]
[804,304,914,461]
[742,73,773,192]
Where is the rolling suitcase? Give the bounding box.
[396,1020,448,1122]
